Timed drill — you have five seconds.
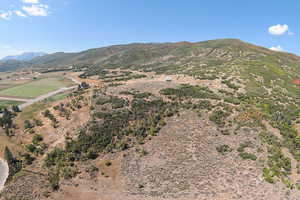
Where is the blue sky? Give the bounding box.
[0,0,299,58]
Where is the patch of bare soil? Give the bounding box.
[48,111,300,200]
[106,74,199,98]
[1,170,47,200]
[106,73,236,99]
[70,72,101,86]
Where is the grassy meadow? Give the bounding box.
[0,77,74,99]
[0,100,23,109]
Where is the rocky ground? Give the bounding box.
[2,71,300,200]
[46,110,300,200]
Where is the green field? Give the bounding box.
[0,77,74,99]
[45,92,69,102]
[0,100,23,109]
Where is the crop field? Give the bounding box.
[0,77,74,99]
[0,100,23,109]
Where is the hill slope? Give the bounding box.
[2,52,47,61]
[2,39,300,200]
[2,39,300,76]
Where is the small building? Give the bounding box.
[165,76,172,82]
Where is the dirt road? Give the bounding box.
[0,97,27,102]
[0,76,81,110]
[19,85,77,110]
[18,76,82,109]
[0,158,9,192]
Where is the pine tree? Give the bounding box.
[4,146,22,179]
[12,105,20,113]
[4,146,14,164]
[5,127,10,137]
[0,109,12,128]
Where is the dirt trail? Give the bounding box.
[0,158,9,192]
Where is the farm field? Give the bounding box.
[0,77,74,99]
[0,100,23,109]
[44,92,70,102]
[0,79,31,91]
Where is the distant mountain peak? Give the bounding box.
[2,52,47,61]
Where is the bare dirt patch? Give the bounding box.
[47,110,300,200]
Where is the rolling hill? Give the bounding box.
[19,38,300,100]
[1,39,300,74]
[2,39,300,200]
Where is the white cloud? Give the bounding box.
[268,24,289,35]
[22,4,49,16]
[15,10,27,17]
[269,45,284,52]
[21,0,39,4]
[0,11,12,20]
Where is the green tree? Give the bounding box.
[4,146,22,179]
[4,146,14,163]
[12,105,20,113]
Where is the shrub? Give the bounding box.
[209,109,230,127]
[33,119,43,126]
[239,152,257,160]
[221,79,240,90]
[22,153,35,165]
[86,150,98,160]
[216,144,232,155]
[24,120,34,129]
[86,165,99,177]
[105,161,112,166]
[32,134,43,144]
[48,172,60,191]
[61,167,78,180]
[133,92,152,99]
[263,168,275,184]
[26,144,37,153]
[160,84,219,100]
[237,141,253,152]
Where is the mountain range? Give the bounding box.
[0,39,299,73]
[1,52,47,62]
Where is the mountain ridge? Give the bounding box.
[0,39,299,72]
[2,52,48,62]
